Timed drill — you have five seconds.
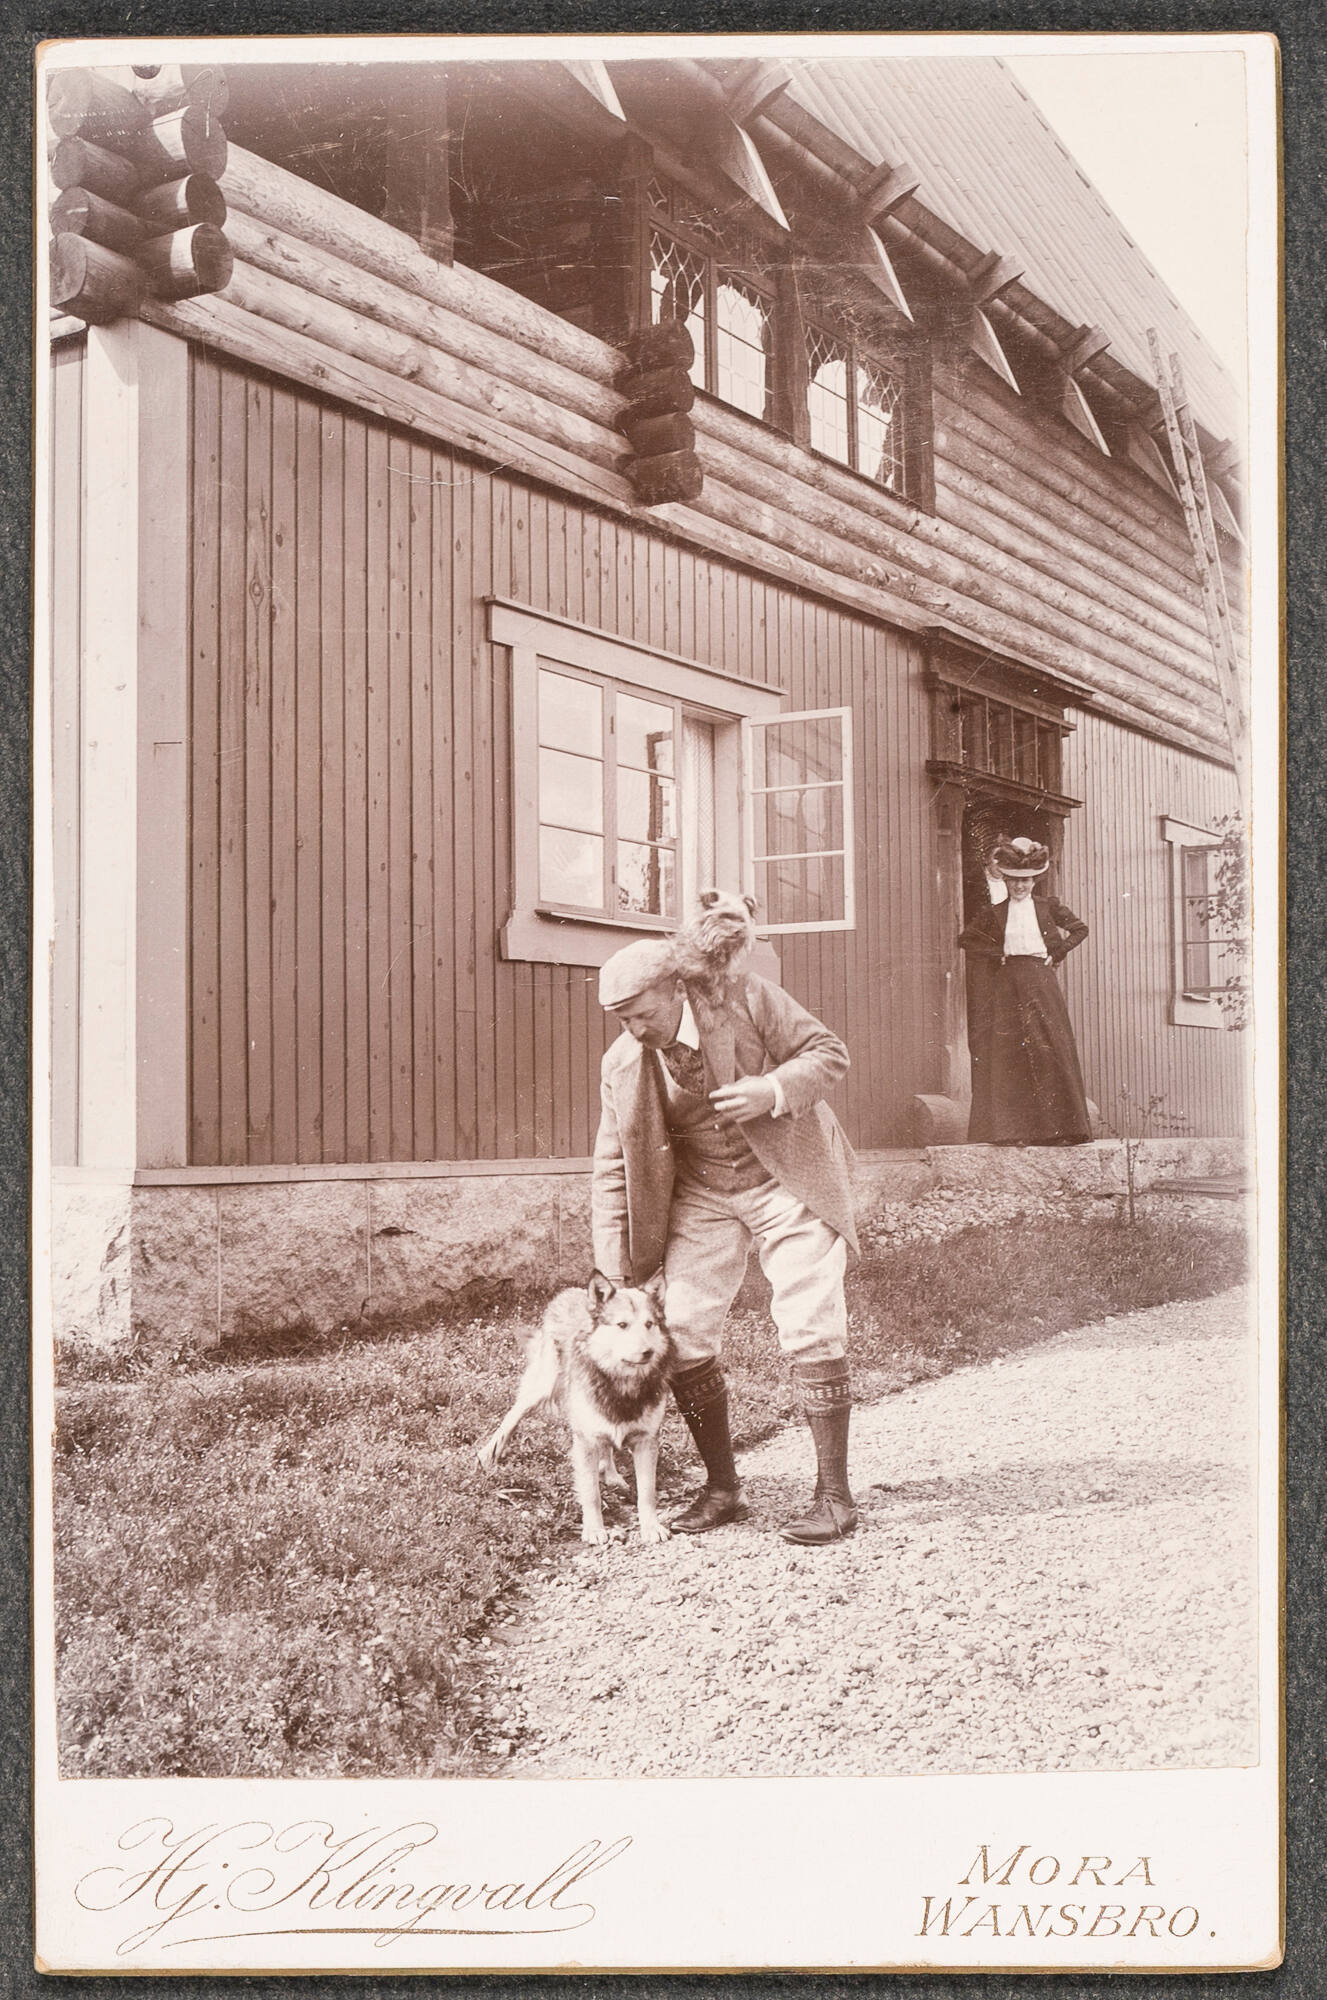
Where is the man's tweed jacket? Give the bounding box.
[591,973,858,1285]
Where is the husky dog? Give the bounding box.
[477,1274,675,1545]
[669,888,759,1002]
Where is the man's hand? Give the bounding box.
[709,1074,777,1124]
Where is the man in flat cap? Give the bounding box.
[592,927,858,1544]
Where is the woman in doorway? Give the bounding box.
[959,837,1092,1146]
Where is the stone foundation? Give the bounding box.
[50,1136,1248,1353]
[49,1180,134,1349]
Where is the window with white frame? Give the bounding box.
[745,709,854,932]
[489,601,855,964]
[535,665,705,924]
[1162,817,1224,1029]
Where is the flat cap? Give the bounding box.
[598,937,677,1009]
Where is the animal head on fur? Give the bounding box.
[669,889,758,1000]
[580,1271,672,1381]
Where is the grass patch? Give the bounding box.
[54,1215,1245,1779]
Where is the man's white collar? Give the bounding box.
[674,997,701,1049]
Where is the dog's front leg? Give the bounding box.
[570,1435,610,1545]
[630,1432,670,1543]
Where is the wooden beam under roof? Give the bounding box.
[861,223,913,321]
[1060,373,1111,454]
[1061,323,1110,376]
[482,57,627,143]
[722,58,793,129]
[855,158,921,223]
[968,250,1024,306]
[1126,420,1180,498]
[1209,478,1245,544]
[709,114,789,230]
[559,59,627,127]
[969,306,1020,392]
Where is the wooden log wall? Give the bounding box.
[187,346,939,1166]
[47,66,234,324]
[138,142,1242,770]
[1059,712,1246,1141]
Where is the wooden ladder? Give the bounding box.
[1147,330,1248,806]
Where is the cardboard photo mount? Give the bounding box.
[32,28,1283,1976]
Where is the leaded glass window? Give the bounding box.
[806,323,906,491]
[647,190,773,420]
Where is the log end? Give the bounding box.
[47,68,151,145]
[620,318,695,374]
[49,231,144,323]
[138,221,235,299]
[630,449,705,507]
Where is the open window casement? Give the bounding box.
[1162,816,1227,1029]
[742,707,855,933]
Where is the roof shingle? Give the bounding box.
[784,55,1239,444]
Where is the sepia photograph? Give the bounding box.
[32,29,1281,1974]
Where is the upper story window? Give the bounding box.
[955,688,1065,797]
[634,173,928,504]
[647,183,774,421]
[805,324,906,491]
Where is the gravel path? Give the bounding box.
[481,1287,1258,1777]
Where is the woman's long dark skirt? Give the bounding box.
[967,956,1092,1145]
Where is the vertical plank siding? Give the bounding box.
[1059,713,1245,1140]
[186,347,1241,1167]
[50,339,85,1167]
[188,349,940,1162]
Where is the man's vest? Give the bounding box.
[654,1046,773,1196]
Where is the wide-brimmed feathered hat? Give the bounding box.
[990,836,1050,880]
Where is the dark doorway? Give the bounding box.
[961,793,1059,926]
[961,792,1060,1143]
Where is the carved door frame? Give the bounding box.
[920,633,1083,1144]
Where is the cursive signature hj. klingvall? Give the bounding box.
[74,1817,633,1956]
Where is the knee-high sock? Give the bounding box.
[671,1356,739,1491]
[791,1355,853,1508]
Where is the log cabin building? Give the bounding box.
[43,51,1249,1347]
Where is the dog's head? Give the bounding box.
[692,888,758,958]
[582,1271,672,1376]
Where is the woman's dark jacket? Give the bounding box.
[959,894,1089,964]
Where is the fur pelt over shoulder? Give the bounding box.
[668,889,758,1002]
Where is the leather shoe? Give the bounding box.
[670,1485,747,1534]
[779,1494,858,1545]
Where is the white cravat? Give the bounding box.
[674,997,701,1049]
[1003,894,1048,957]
